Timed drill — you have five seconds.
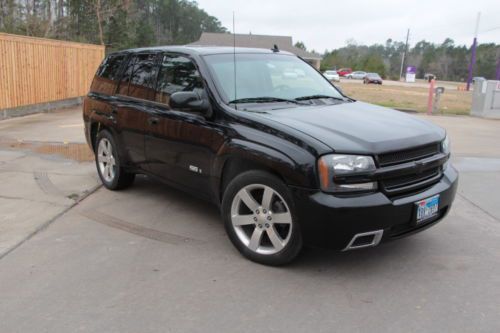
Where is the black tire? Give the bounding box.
[221,170,303,266]
[95,130,135,190]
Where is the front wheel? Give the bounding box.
[221,170,303,266]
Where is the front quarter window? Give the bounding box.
[155,54,205,106]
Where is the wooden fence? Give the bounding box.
[0,33,105,109]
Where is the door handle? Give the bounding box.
[148,117,159,125]
[109,107,118,123]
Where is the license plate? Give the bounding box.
[415,195,440,224]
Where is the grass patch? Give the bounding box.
[338,82,472,115]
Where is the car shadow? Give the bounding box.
[124,175,429,274]
[290,239,423,272]
[131,175,220,219]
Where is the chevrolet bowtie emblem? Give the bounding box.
[414,160,426,174]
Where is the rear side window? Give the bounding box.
[155,54,204,105]
[97,54,125,80]
[90,54,126,95]
[117,53,157,100]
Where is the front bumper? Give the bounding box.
[291,165,458,250]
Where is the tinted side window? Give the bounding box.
[90,54,125,95]
[118,53,157,100]
[97,54,125,80]
[155,54,203,105]
[117,56,136,96]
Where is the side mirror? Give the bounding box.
[169,91,210,115]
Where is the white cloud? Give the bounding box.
[196,0,500,52]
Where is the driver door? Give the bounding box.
[145,53,224,200]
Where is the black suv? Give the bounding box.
[83,46,458,265]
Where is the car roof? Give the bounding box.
[108,46,296,57]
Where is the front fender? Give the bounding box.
[212,138,318,197]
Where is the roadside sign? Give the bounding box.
[406,66,417,83]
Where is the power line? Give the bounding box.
[481,26,500,33]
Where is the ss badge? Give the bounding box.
[189,165,202,174]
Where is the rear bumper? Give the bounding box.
[290,165,458,250]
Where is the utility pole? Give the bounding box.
[399,28,410,81]
[496,56,500,81]
[466,12,481,91]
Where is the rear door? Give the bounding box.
[113,53,159,170]
[144,53,225,199]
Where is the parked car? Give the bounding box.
[346,71,367,80]
[364,73,383,84]
[337,68,352,77]
[84,46,457,266]
[323,70,340,82]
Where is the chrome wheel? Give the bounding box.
[97,138,116,183]
[230,184,293,255]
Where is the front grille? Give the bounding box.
[376,142,444,196]
[382,167,441,191]
[378,143,440,167]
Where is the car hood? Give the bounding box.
[257,101,445,154]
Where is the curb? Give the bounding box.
[0,97,83,120]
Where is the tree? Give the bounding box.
[294,41,306,51]
[0,0,227,52]
[321,38,499,80]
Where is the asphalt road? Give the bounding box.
[0,110,499,332]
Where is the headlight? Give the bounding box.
[318,154,377,193]
[441,135,450,155]
[441,135,450,170]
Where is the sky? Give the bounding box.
[196,0,500,53]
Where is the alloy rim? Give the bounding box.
[230,184,292,255]
[97,138,116,183]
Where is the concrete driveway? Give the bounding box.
[0,110,499,332]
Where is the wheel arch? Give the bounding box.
[213,139,317,203]
[89,121,116,152]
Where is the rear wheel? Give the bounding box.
[95,130,135,190]
[222,170,302,266]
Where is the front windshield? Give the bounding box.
[203,53,344,103]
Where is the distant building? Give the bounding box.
[189,32,321,69]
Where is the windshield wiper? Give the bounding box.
[228,97,307,105]
[295,94,346,102]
